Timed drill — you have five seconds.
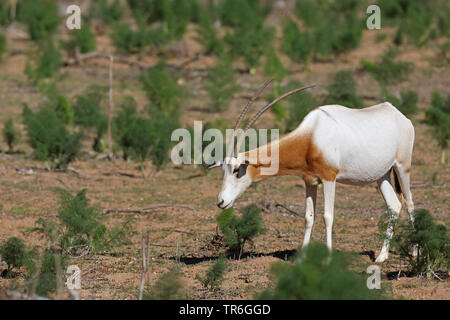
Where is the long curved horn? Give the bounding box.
[226,79,273,158]
[235,84,316,155]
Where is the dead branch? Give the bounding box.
[102,204,196,215]
[65,51,149,70]
[275,203,299,215]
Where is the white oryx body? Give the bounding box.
[215,100,415,263]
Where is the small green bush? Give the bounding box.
[217,204,265,254]
[144,268,188,300]
[17,0,59,40]
[257,243,386,300]
[324,71,363,109]
[0,33,6,59]
[361,48,413,86]
[127,0,199,39]
[390,209,449,277]
[0,237,27,276]
[113,100,178,168]
[291,0,363,59]
[196,7,224,56]
[89,0,122,25]
[204,58,240,112]
[25,38,62,82]
[57,188,107,252]
[2,118,21,151]
[139,62,184,116]
[64,25,96,54]
[425,92,450,164]
[225,23,274,69]
[111,23,167,54]
[32,188,132,256]
[218,0,270,28]
[26,252,67,297]
[377,0,441,47]
[73,86,108,152]
[281,19,311,62]
[0,1,11,26]
[22,103,82,168]
[196,255,228,290]
[264,46,289,82]
[383,90,418,116]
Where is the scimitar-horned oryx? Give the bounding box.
[209,80,415,262]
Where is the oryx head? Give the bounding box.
[209,80,315,209]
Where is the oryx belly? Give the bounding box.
[310,103,405,185]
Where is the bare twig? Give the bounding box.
[102,204,196,215]
[275,203,299,215]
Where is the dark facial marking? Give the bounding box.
[234,164,248,179]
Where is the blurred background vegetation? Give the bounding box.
[0,0,448,168]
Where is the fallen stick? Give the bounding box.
[102,204,196,214]
[275,203,299,215]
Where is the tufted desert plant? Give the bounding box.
[257,243,387,300]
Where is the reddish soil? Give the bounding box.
[0,19,448,300]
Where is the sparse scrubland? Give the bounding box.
[0,0,448,300]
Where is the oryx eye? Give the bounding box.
[233,164,248,179]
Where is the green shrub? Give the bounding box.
[0,33,6,59]
[196,7,224,56]
[0,237,27,276]
[389,209,449,277]
[57,189,108,253]
[216,0,273,68]
[204,58,240,112]
[22,104,82,168]
[258,243,386,299]
[425,92,450,164]
[144,268,188,300]
[139,62,184,116]
[361,48,413,86]
[377,0,441,46]
[32,188,132,256]
[127,0,199,39]
[281,19,311,62]
[384,90,418,116]
[89,0,122,25]
[17,0,59,40]
[111,23,167,54]
[196,255,228,290]
[25,38,62,82]
[225,22,274,69]
[292,0,363,59]
[323,71,363,109]
[26,252,67,297]
[0,1,11,26]
[264,46,289,82]
[217,204,265,254]
[73,86,108,152]
[64,25,96,54]
[113,100,178,168]
[218,0,270,28]
[2,118,21,151]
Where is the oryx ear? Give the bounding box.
[208,161,223,169]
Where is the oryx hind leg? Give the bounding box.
[393,163,417,256]
[376,171,402,263]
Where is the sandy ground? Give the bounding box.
[0,20,449,300]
